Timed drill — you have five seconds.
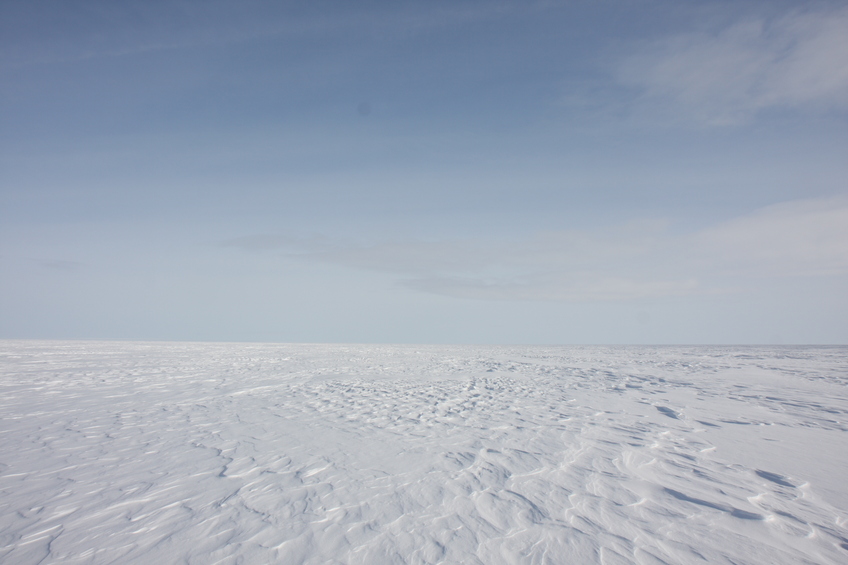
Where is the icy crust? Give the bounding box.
[1,343,847,564]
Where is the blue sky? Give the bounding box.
[2,0,847,343]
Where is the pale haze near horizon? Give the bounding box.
[1,0,847,344]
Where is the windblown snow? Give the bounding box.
[1,342,847,564]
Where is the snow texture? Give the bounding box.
[1,341,847,564]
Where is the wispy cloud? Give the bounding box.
[222,196,848,302]
[0,0,533,70]
[618,6,848,125]
[41,260,85,271]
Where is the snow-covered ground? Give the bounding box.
[1,342,847,564]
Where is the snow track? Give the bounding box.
[1,342,847,564]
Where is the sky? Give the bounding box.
[1,0,847,344]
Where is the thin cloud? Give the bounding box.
[224,196,848,303]
[618,6,848,125]
[696,196,848,277]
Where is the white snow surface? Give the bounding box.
[1,342,847,565]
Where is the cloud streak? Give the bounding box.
[222,196,848,303]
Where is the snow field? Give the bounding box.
[1,342,847,564]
